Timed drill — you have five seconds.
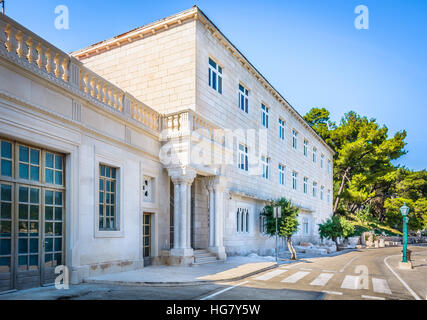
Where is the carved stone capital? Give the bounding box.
[168,166,197,185]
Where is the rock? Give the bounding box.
[300,242,313,247]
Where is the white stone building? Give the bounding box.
[0,6,333,292]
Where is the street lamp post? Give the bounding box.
[400,203,410,263]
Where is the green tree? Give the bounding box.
[318,216,355,250]
[262,198,300,260]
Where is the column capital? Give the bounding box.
[205,175,228,191]
[168,166,197,185]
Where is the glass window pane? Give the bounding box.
[45,254,53,267]
[30,165,39,181]
[1,160,12,177]
[30,238,38,253]
[0,185,10,201]
[54,253,62,266]
[19,204,28,220]
[30,205,38,220]
[0,257,10,272]
[55,192,62,206]
[111,168,116,179]
[45,169,53,184]
[30,149,39,165]
[45,223,53,236]
[55,155,63,170]
[45,191,53,205]
[29,222,39,236]
[0,221,12,238]
[99,191,104,203]
[19,221,28,236]
[19,146,29,163]
[1,141,12,159]
[54,171,62,185]
[19,239,28,254]
[45,206,53,220]
[0,203,11,219]
[19,163,29,179]
[106,166,110,178]
[29,255,38,268]
[30,188,39,204]
[100,165,105,177]
[45,153,54,168]
[45,238,53,252]
[54,223,62,236]
[55,207,62,221]
[0,238,11,255]
[18,255,27,268]
[99,179,104,191]
[19,187,28,203]
[54,238,62,252]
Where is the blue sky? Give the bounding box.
[5,0,427,170]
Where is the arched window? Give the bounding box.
[237,209,241,232]
[246,210,249,232]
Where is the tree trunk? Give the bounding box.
[333,238,340,252]
[287,237,297,260]
[333,167,351,214]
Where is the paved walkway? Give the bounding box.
[85,256,281,286]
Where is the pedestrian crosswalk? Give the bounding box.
[252,268,393,296]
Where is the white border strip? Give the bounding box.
[384,254,421,300]
[200,281,249,300]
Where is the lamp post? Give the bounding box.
[400,203,410,263]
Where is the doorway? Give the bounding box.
[142,212,153,266]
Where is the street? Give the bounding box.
[1,246,426,300]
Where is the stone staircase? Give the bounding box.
[193,249,219,265]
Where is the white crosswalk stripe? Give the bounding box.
[281,271,310,284]
[372,278,392,295]
[310,273,334,286]
[341,275,360,290]
[253,269,288,281]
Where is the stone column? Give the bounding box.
[207,185,215,248]
[168,167,196,260]
[208,176,227,260]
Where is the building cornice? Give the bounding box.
[72,6,334,155]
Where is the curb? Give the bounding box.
[83,263,280,287]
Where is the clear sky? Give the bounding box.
[4,0,427,170]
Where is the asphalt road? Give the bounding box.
[1,246,426,300]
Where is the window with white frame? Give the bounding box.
[303,217,309,235]
[321,154,325,169]
[292,171,298,190]
[328,189,331,203]
[279,118,285,140]
[328,160,332,175]
[303,177,308,194]
[313,181,318,198]
[261,155,270,179]
[239,84,249,113]
[209,58,222,94]
[238,144,249,172]
[304,140,308,157]
[143,176,155,203]
[313,147,317,163]
[99,164,118,231]
[279,164,285,186]
[321,185,325,200]
[237,208,249,233]
[292,130,298,150]
[261,104,269,128]
[259,214,267,234]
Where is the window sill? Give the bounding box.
[94,230,124,238]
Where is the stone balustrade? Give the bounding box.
[0,14,221,141]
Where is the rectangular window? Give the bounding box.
[303,177,308,194]
[209,58,222,94]
[304,140,308,157]
[279,118,285,140]
[99,164,117,231]
[321,186,325,200]
[328,189,331,203]
[143,176,155,203]
[0,140,13,177]
[45,152,64,186]
[261,104,269,128]
[239,84,249,113]
[259,214,267,234]
[328,160,332,175]
[313,182,318,198]
[292,171,298,190]
[279,164,285,186]
[261,156,270,179]
[321,154,325,169]
[313,147,317,163]
[292,130,298,150]
[18,145,40,182]
[303,218,309,235]
[238,144,249,172]
[237,208,249,233]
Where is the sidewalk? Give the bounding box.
[85,256,282,286]
[385,246,427,300]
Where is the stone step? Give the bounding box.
[194,256,218,264]
[194,252,213,257]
